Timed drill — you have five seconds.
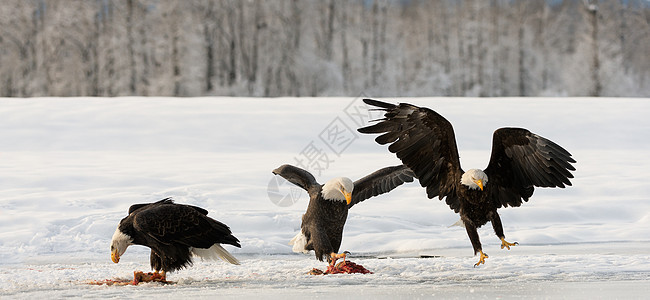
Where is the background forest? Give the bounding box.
[0,0,648,97]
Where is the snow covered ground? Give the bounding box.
[1,97,649,298]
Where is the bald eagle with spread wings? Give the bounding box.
[358,99,576,267]
[273,164,414,266]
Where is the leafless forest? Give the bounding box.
[1,0,648,97]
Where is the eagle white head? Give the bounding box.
[110,226,133,263]
[321,177,354,204]
[461,169,488,191]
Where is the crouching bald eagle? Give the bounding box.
[272,164,414,266]
[358,99,576,267]
[110,198,241,281]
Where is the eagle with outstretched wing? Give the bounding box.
[358,99,576,266]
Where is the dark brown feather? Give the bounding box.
[348,165,415,208]
[358,99,464,211]
[119,199,240,273]
[484,128,576,208]
[273,163,414,261]
[272,164,320,196]
[358,99,576,258]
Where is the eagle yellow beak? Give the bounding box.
[111,250,120,263]
[475,179,484,191]
[344,191,352,205]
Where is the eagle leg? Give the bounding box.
[464,220,487,267]
[489,212,518,250]
[500,237,518,250]
[474,250,489,267]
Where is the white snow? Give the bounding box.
[1,97,649,298]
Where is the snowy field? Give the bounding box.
[1,97,649,299]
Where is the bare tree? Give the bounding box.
[126,0,137,94]
[238,1,265,94]
[0,0,42,96]
[339,1,350,93]
[584,0,602,97]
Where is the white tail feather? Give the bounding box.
[289,231,310,254]
[191,244,240,265]
[449,218,465,228]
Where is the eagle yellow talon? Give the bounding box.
[329,251,349,267]
[500,237,518,250]
[155,270,167,282]
[474,251,488,267]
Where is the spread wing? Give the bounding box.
[133,204,241,248]
[358,99,463,211]
[484,128,576,208]
[348,165,416,208]
[272,164,320,196]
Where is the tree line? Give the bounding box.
[1,0,648,97]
